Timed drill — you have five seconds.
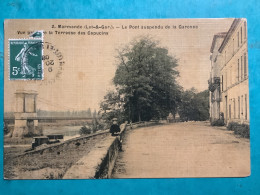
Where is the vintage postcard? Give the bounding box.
[4,19,250,179]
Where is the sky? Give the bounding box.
[4,19,233,112]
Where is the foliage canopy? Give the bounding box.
[112,36,181,122]
[99,36,210,124]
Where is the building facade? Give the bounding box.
[209,19,249,125]
[209,32,227,123]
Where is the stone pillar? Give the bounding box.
[15,92,25,112]
[12,90,38,137]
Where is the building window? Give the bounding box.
[241,95,244,118]
[229,104,231,119]
[238,96,240,119]
[244,21,247,39]
[244,53,247,77]
[245,94,248,120]
[233,99,236,119]
[222,75,224,91]
[237,32,239,47]
[241,55,243,80]
[238,59,240,81]
[241,26,243,44]
[225,71,227,90]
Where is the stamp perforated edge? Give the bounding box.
[8,30,44,81]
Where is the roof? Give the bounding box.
[218,18,241,53]
[210,32,227,53]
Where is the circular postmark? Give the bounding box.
[8,39,65,84]
[40,41,65,85]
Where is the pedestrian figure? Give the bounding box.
[167,112,174,123]
[130,120,133,129]
[109,118,123,151]
[110,118,120,136]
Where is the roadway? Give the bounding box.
[112,121,250,178]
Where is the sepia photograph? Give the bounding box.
[3,18,250,179]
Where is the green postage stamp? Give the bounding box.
[9,39,43,80]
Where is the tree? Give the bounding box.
[194,90,210,121]
[79,125,92,135]
[92,109,97,118]
[86,108,92,117]
[99,90,125,124]
[178,89,209,121]
[113,36,181,122]
[178,88,196,121]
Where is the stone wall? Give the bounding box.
[62,122,128,179]
[15,121,160,179]
[62,121,161,179]
[17,129,110,157]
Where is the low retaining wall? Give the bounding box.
[17,129,110,158]
[63,121,161,179]
[96,122,129,178]
[15,121,160,179]
[63,122,128,179]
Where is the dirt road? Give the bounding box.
[112,121,250,178]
